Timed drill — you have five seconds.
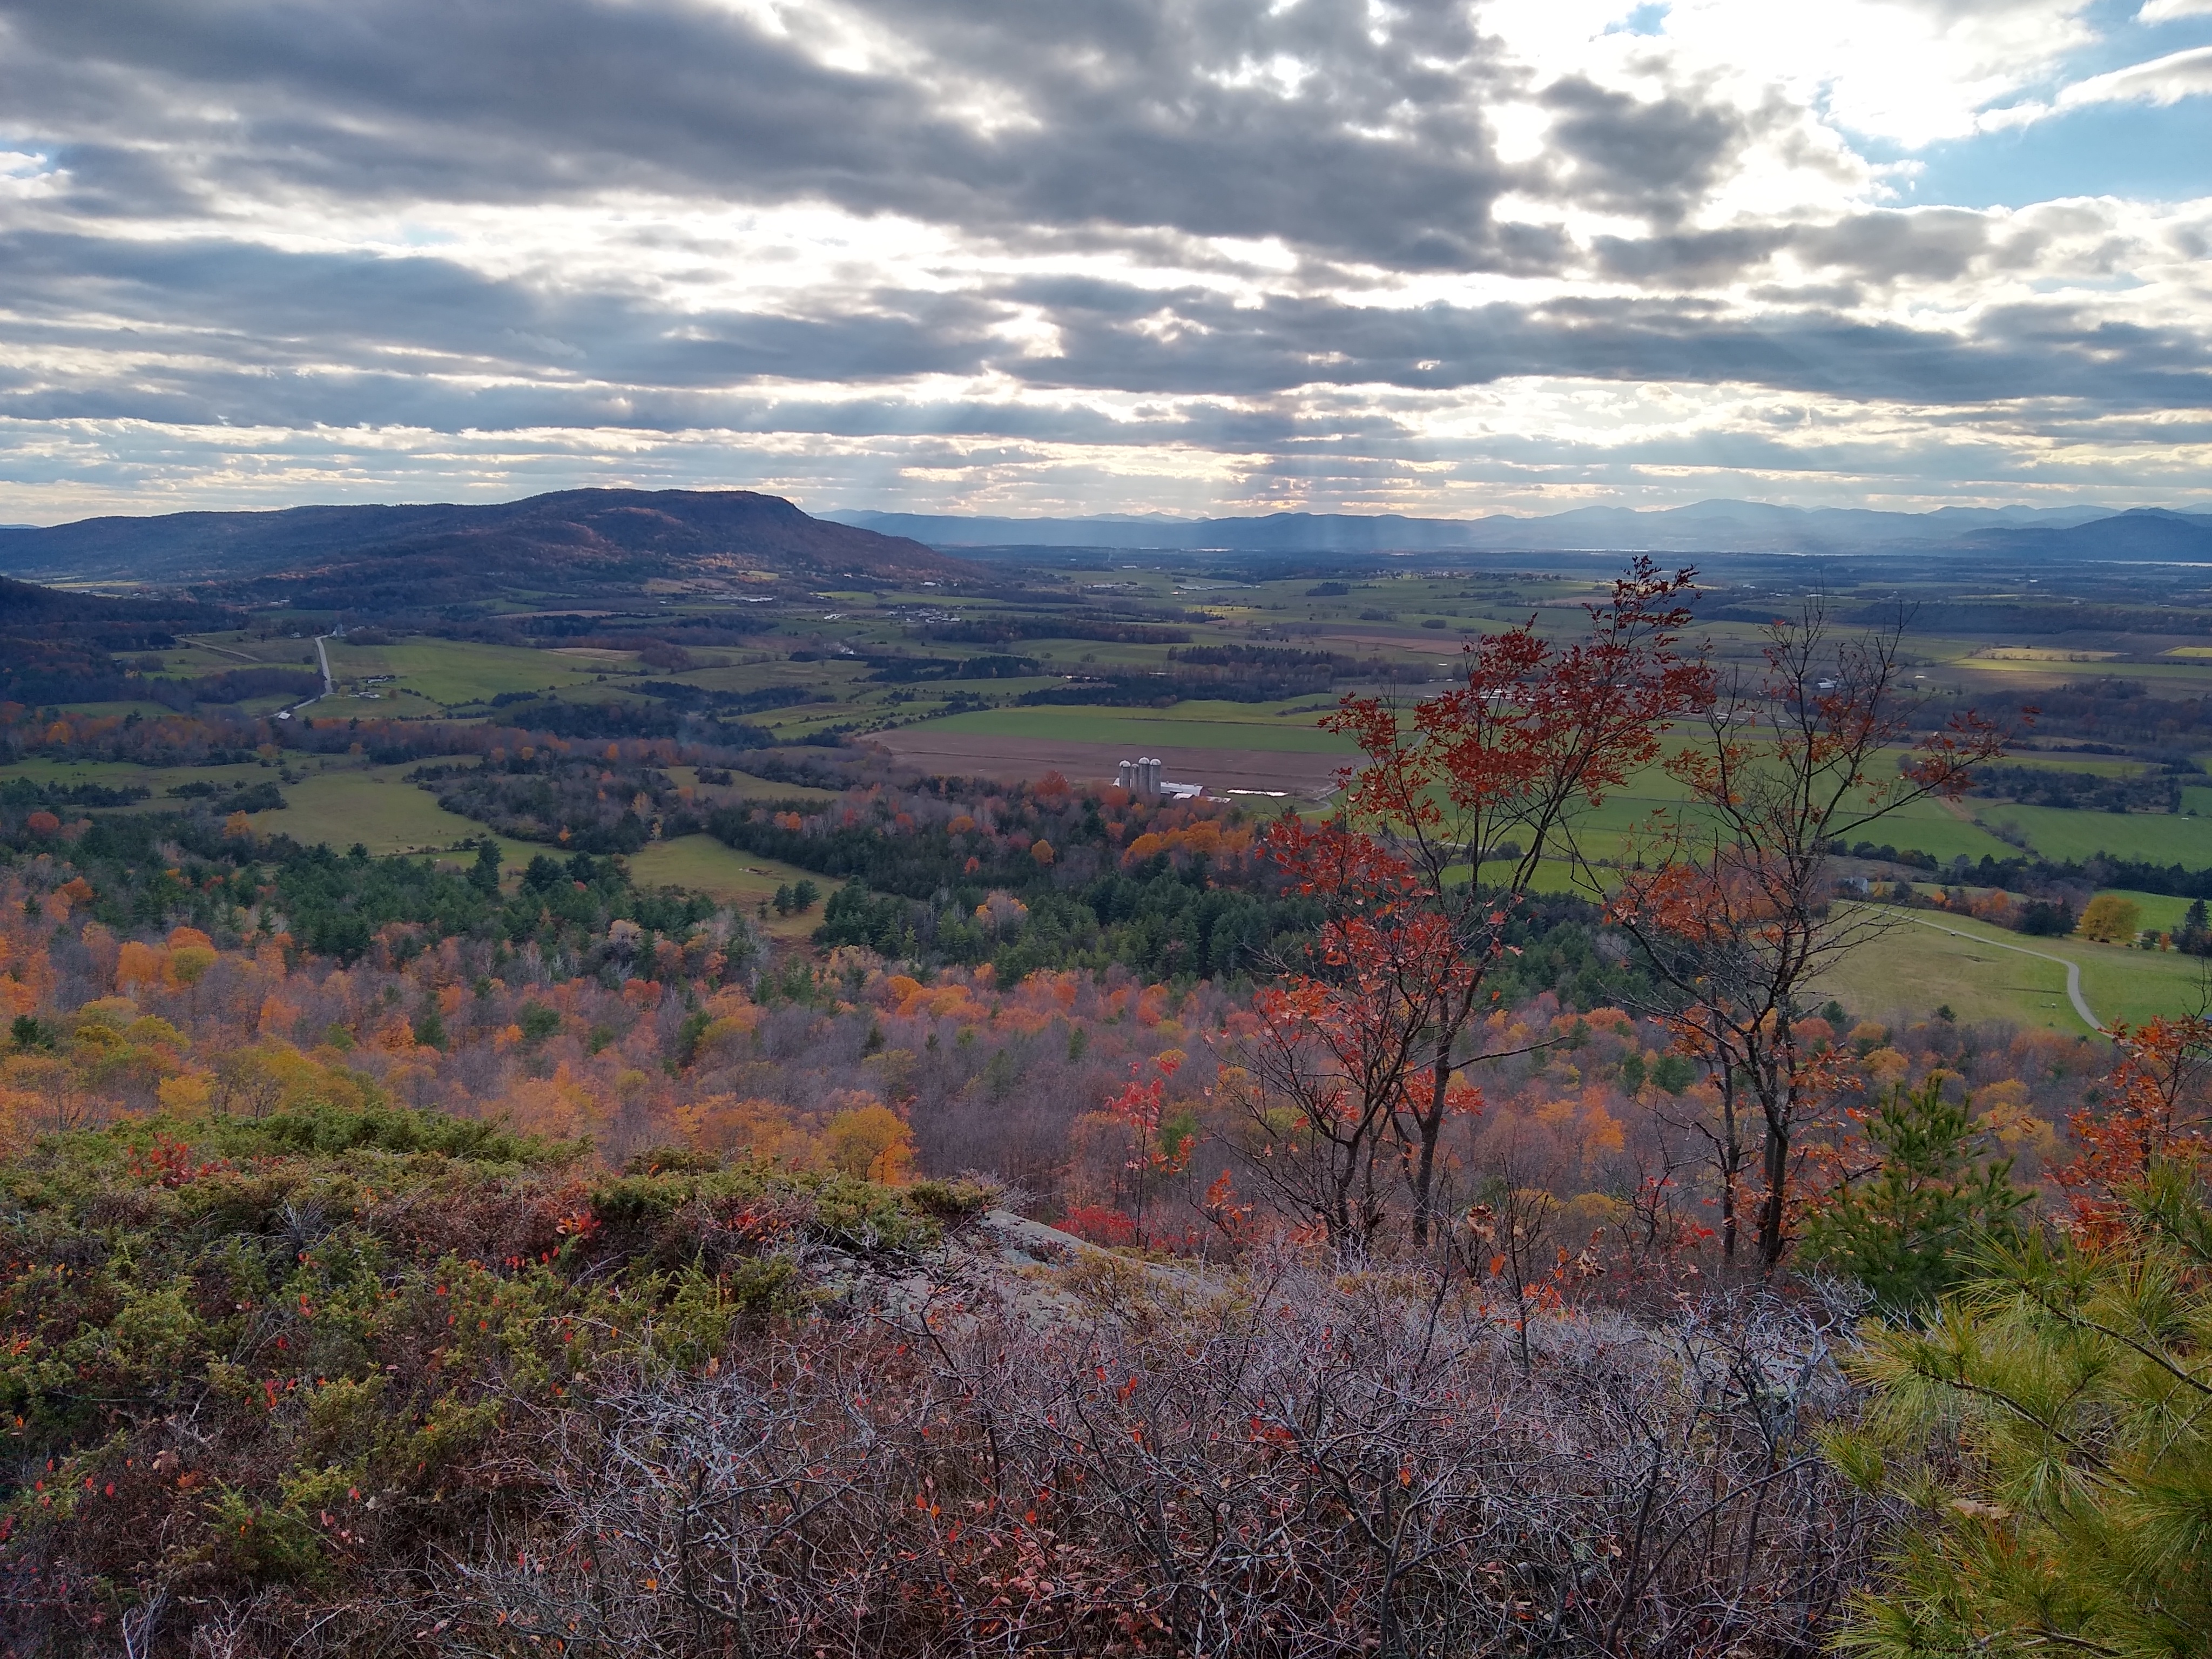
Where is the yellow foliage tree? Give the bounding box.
[678,1095,815,1165]
[821,1101,915,1184]
[2077,893,2142,944]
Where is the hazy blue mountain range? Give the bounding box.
[827,499,2212,557]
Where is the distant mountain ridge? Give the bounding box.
[830,499,2212,558]
[7,493,2211,600]
[0,489,972,598]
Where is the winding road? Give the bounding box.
[274,634,336,720]
[1899,913,2100,1031]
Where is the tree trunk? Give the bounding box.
[1410,1031,1453,1247]
[1757,1107,1791,1270]
[1717,1070,1741,1263]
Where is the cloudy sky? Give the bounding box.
[2,0,2210,523]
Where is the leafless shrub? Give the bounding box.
[407,1258,1876,1658]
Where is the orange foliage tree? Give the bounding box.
[1223,861,1476,1246]
[1608,604,2014,1269]
[2056,1012,2212,1241]
[1294,557,1710,1243]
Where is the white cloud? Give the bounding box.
[1980,41,2212,130]
[2138,0,2212,22]
[2059,42,2212,106]
[1557,0,2098,147]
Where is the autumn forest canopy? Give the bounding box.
[1,541,2210,1658]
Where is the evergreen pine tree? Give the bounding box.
[468,836,502,895]
[1800,1076,2029,1313]
[1829,1162,2212,1657]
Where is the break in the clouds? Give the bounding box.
[0,0,2209,521]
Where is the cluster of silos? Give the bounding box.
[1115,756,1164,800]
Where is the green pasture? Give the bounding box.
[1006,638,1182,668]
[626,835,842,939]
[0,757,275,799]
[322,639,616,707]
[1813,915,2085,1033]
[667,766,840,805]
[1995,753,2153,777]
[1965,802,2212,865]
[312,688,444,719]
[55,700,191,720]
[245,765,534,861]
[921,675,1063,697]
[916,703,1361,754]
[0,753,539,864]
[1814,907,2210,1035]
[2092,889,2201,933]
[663,661,855,694]
[171,633,323,670]
[1567,743,2190,869]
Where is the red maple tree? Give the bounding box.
[1233,559,1709,1246]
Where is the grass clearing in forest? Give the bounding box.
[625,835,838,938]
[669,766,840,805]
[246,764,535,861]
[0,757,269,797]
[1815,906,2210,1036]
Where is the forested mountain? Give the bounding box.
[0,575,235,703]
[0,488,973,598]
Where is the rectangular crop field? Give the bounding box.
[322,639,615,707]
[1965,802,2212,865]
[912,703,1361,754]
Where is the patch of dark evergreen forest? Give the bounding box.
[0,804,725,979]
[1965,763,2188,813]
[412,754,712,854]
[1949,678,2212,753]
[1016,643,1359,705]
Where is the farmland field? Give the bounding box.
[874,700,1360,796]
[2095,889,2202,932]
[0,757,274,797]
[909,702,1360,753]
[1961,801,2212,865]
[669,766,840,805]
[322,638,618,707]
[872,729,1350,798]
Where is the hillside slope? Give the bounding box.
[0,489,973,603]
[0,574,235,703]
